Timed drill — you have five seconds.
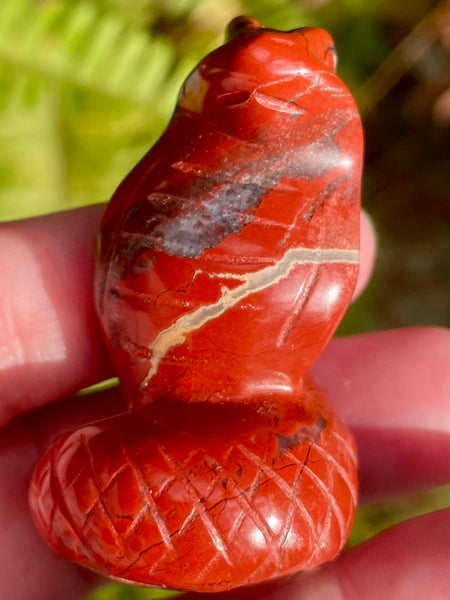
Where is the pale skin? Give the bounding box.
[0,205,448,600]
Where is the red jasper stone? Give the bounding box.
[29,379,357,592]
[29,16,363,592]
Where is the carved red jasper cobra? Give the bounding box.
[29,17,363,593]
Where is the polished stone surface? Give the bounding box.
[29,16,363,592]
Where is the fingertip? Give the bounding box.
[0,205,112,425]
[335,509,450,600]
[183,509,450,600]
[312,327,449,498]
[353,209,376,300]
[314,327,449,431]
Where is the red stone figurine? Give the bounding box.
[29,16,363,592]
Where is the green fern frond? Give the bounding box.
[0,0,227,219]
[0,0,180,108]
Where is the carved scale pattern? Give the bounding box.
[30,379,357,592]
[29,17,363,592]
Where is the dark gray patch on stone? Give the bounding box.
[277,415,327,454]
[114,109,354,262]
[151,182,265,257]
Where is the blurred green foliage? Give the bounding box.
[1,1,447,598]
[86,584,180,600]
[0,0,218,218]
[0,0,396,221]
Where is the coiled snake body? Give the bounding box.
[29,17,363,593]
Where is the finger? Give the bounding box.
[0,205,113,426]
[303,508,450,600]
[182,509,450,600]
[0,389,125,600]
[2,325,446,597]
[0,205,375,426]
[311,327,450,499]
[312,327,449,431]
[7,388,445,600]
[352,209,376,300]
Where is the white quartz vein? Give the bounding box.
[141,247,359,388]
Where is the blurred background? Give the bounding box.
[0,1,448,598]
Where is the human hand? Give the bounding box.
[0,206,448,599]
